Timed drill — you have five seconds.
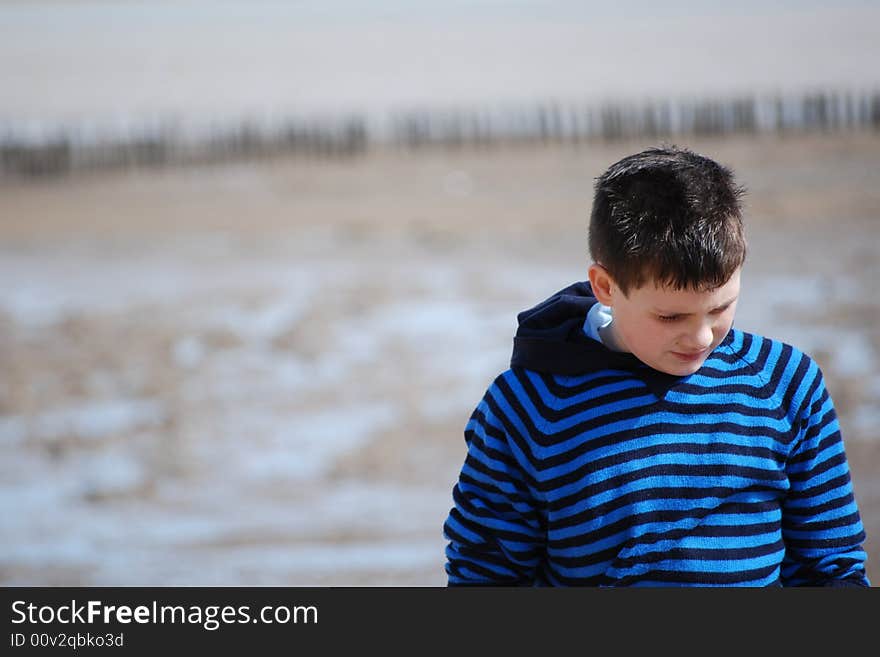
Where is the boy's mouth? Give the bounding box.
[671,349,707,362]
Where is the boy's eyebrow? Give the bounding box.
[654,296,739,315]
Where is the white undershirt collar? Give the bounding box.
[583,303,627,352]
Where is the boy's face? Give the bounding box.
[589,266,741,376]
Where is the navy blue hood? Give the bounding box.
[511,281,631,374]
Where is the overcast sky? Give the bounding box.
[1,1,878,124]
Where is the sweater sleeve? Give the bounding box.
[780,361,870,587]
[443,376,545,585]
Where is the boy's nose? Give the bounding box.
[683,323,714,351]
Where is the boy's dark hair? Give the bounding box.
[589,145,746,295]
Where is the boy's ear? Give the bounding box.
[588,264,616,306]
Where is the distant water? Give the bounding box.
[1,0,879,128]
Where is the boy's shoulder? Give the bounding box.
[719,326,820,374]
[698,327,829,414]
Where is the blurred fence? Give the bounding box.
[391,90,880,148]
[0,116,369,180]
[2,90,879,179]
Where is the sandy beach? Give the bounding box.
[1,132,878,585]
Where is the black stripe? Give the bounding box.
[782,510,863,533]
[786,431,844,468]
[547,520,783,570]
[551,483,781,530]
[518,369,654,421]
[542,371,646,400]
[549,503,780,549]
[610,538,786,568]
[448,507,542,545]
[787,472,853,501]
[447,560,523,584]
[547,463,786,511]
[788,451,848,484]
[784,491,855,518]
[782,529,867,550]
[801,408,838,443]
[553,535,785,569]
[535,441,786,499]
[605,562,780,586]
[453,477,542,526]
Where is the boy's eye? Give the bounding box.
[656,304,732,323]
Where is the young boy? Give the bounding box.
[442,146,869,586]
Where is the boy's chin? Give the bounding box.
[633,349,709,377]
[654,356,706,377]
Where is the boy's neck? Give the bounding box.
[598,320,628,353]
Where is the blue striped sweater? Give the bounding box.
[443,282,869,586]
